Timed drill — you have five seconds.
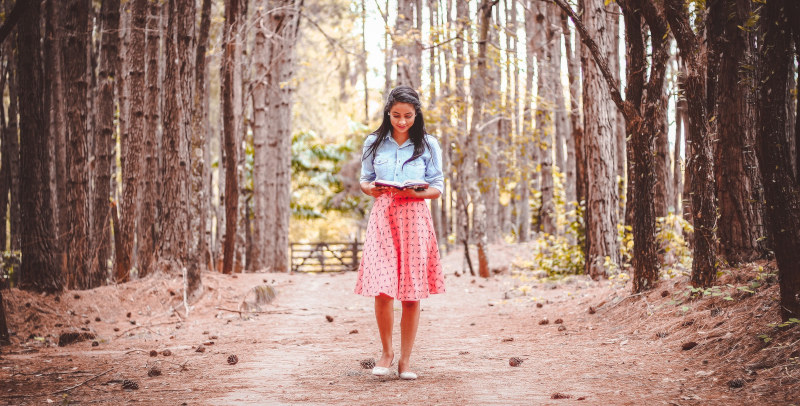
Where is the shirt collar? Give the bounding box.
[389,136,414,149]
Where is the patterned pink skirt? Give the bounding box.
[354,194,445,301]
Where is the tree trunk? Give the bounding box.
[2,41,19,253]
[673,64,684,215]
[0,289,9,345]
[159,0,195,285]
[17,0,62,292]
[562,11,581,205]
[63,0,92,289]
[453,0,472,271]
[395,0,421,88]
[518,1,535,242]
[664,0,719,287]
[138,0,161,278]
[551,5,568,184]
[712,0,764,264]
[116,0,146,282]
[757,0,800,320]
[94,0,119,282]
[470,0,495,278]
[0,65,7,252]
[535,2,556,235]
[582,0,619,279]
[221,0,241,275]
[190,0,213,274]
[266,0,301,272]
[252,4,268,272]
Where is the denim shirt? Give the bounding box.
[359,133,444,193]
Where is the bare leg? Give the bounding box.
[374,294,395,368]
[398,300,420,374]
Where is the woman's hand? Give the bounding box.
[361,181,393,198]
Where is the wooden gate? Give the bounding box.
[290,240,362,272]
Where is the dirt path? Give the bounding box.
[1,252,793,405]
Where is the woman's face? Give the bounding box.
[389,102,416,136]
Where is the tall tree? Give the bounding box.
[117,0,146,282]
[469,0,496,278]
[535,2,556,235]
[756,0,800,320]
[160,0,199,295]
[266,0,301,272]
[17,0,62,292]
[555,0,666,291]
[454,0,473,268]
[190,0,213,273]
[94,0,119,282]
[711,0,764,264]
[395,0,421,88]
[138,0,162,278]
[518,0,535,242]
[561,11,582,205]
[252,3,269,272]
[581,0,619,278]
[221,0,241,275]
[2,34,19,252]
[663,0,719,287]
[63,0,93,289]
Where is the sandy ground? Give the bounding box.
[1,245,798,405]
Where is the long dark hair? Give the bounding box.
[362,86,432,168]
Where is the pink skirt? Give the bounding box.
[354,194,445,301]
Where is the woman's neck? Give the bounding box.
[392,130,409,145]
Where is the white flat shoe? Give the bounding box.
[399,371,417,380]
[372,366,391,376]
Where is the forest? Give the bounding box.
[0,0,799,403]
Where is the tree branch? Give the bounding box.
[549,0,632,122]
[0,0,26,45]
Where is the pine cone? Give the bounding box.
[227,355,239,365]
[122,380,139,390]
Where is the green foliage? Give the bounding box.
[291,129,358,219]
[656,213,694,278]
[1,251,21,288]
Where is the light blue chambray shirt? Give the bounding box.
[359,133,444,193]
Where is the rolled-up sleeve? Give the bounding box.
[359,134,378,184]
[425,136,444,193]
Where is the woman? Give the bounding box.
[354,86,445,380]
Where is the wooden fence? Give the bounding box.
[290,240,362,272]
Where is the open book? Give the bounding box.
[374,179,429,190]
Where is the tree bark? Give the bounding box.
[62,0,93,289]
[2,38,19,253]
[159,0,195,286]
[0,289,9,345]
[221,0,241,275]
[17,0,62,292]
[395,0,421,88]
[712,0,764,264]
[664,0,719,288]
[518,0,535,242]
[453,0,472,264]
[94,0,119,282]
[190,0,213,274]
[267,0,301,272]
[756,0,800,320]
[252,4,268,272]
[470,0,495,278]
[116,0,146,282]
[138,0,162,278]
[535,2,556,235]
[561,11,581,205]
[581,0,619,279]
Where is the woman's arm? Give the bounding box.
[393,187,441,200]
